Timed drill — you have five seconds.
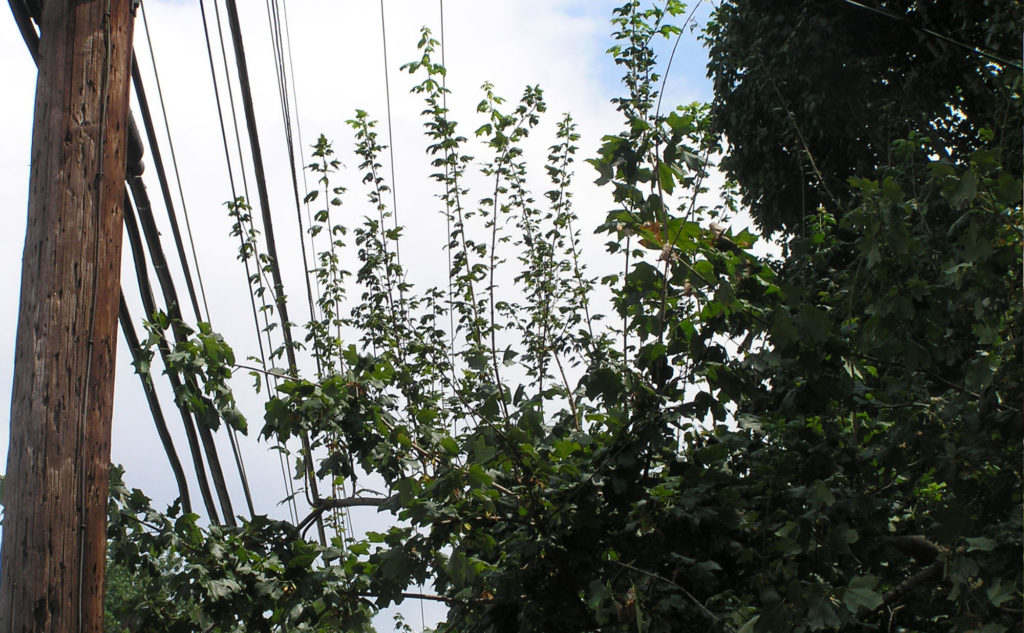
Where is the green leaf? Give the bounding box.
[986,577,1015,607]
[964,536,997,552]
[587,157,614,186]
[949,170,978,208]
[842,575,882,613]
[797,305,831,344]
[964,354,995,391]
[584,366,624,402]
[806,589,841,630]
[466,352,489,371]
[994,173,1023,205]
[471,435,496,463]
[503,348,519,366]
[657,161,676,195]
[205,577,243,600]
[808,480,835,507]
[880,176,903,202]
[970,148,1000,172]
[587,580,614,624]
[553,439,580,458]
[770,311,800,349]
[692,258,714,280]
[440,436,460,456]
[447,551,474,586]
[736,615,759,633]
[467,464,492,488]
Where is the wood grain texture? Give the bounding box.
[0,2,135,632]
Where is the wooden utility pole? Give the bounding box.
[0,2,135,632]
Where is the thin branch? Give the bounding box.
[612,560,734,632]
[296,496,391,533]
[879,560,943,609]
[233,361,292,381]
[361,590,474,606]
[882,535,941,562]
[552,352,580,430]
[317,496,392,509]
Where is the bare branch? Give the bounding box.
[882,535,942,562]
[612,560,734,632]
[880,560,943,608]
[297,496,392,532]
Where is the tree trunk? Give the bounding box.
[0,2,135,632]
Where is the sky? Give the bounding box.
[0,0,716,627]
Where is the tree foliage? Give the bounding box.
[104,2,1021,632]
[705,0,1023,234]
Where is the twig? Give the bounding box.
[297,496,391,532]
[882,535,941,562]
[879,560,943,609]
[612,560,734,631]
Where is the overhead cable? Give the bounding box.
[118,291,194,515]
[223,0,327,545]
[201,0,298,523]
[266,0,321,343]
[123,160,224,524]
[7,0,38,60]
[278,0,317,525]
[837,0,1023,71]
[280,0,320,317]
[137,0,259,518]
[265,1,327,528]
[380,0,403,268]
[137,3,212,323]
[198,0,242,198]
[198,0,281,382]
[212,0,254,201]
[130,58,247,525]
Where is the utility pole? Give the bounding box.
[0,1,135,632]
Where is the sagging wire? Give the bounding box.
[139,1,257,520]
[222,0,328,545]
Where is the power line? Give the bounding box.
[130,58,243,526]
[197,0,280,389]
[138,2,212,324]
[271,0,338,531]
[209,1,290,386]
[380,0,403,268]
[837,0,1023,71]
[126,164,239,526]
[212,0,255,202]
[222,0,328,545]
[123,162,224,524]
[202,0,300,524]
[7,0,38,60]
[263,0,314,527]
[118,291,194,515]
[266,0,321,352]
[222,0,302,377]
[198,0,242,199]
[137,6,261,520]
[280,0,320,322]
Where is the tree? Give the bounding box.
[704,0,1023,235]
[101,1,1021,632]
